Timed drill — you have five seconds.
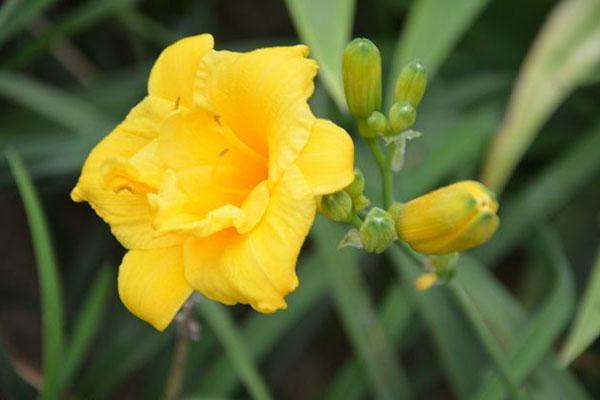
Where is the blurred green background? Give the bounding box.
[1,0,600,399]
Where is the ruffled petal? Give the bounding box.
[71,96,182,249]
[194,46,318,182]
[148,34,214,108]
[295,119,355,195]
[118,246,192,330]
[183,166,316,312]
[148,168,269,237]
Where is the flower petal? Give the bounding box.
[71,96,182,249]
[148,34,214,108]
[118,246,192,330]
[295,119,355,195]
[194,46,318,182]
[183,166,316,312]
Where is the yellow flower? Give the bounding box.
[393,181,499,254]
[71,34,354,330]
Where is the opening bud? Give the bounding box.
[388,101,416,133]
[359,207,396,253]
[342,38,382,119]
[394,61,427,109]
[394,181,500,254]
[318,191,353,222]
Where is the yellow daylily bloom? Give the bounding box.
[71,34,354,330]
[394,181,499,255]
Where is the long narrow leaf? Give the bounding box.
[59,265,112,390]
[386,0,491,105]
[559,243,600,366]
[196,299,272,400]
[476,122,600,264]
[0,0,56,47]
[468,229,576,399]
[284,0,355,110]
[0,71,110,133]
[481,0,600,192]
[195,252,328,396]
[5,148,64,400]
[314,220,412,400]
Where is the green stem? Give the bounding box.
[349,213,363,229]
[366,138,395,208]
[448,280,524,400]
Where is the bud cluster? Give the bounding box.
[342,38,427,139]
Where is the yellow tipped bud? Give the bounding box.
[359,207,396,253]
[394,61,427,109]
[343,38,382,119]
[394,181,499,254]
[415,273,438,291]
[388,101,416,133]
[319,191,353,222]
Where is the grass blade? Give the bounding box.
[476,122,600,264]
[470,229,576,399]
[559,243,600,366]
[5,0,139,69]
[481,0,600,192]
[285,0,355,110]
[0,70,110,133]
[196,299,272,400]
[0,0,56,47]
[386,0,491,105]
[5,148,64,400]
[322,283,414,400]
[314,220,412,400]
[194,252,328,396]
[59,265,112,390]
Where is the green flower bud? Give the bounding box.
[353,195,370,211]
[394,61,427,109]
[342,38,382,119]
[359,207,396,253]
[367,111,389,136]
[319,191,353,222]
[345,169,365,198]
[388,101,416,133]
[357,119,377,139]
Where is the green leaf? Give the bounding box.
[313,220,412,400]
[322,283,414,400]
[195,251,328,396]
[560,243,600,366]
[5,0,140,69]
[386,0,491,105]
[0,0,56,47]
[59,265,112,391]
[390,246,487,398]
[468,229,576,400]
[476,122,600,264]
[77,319,170,399]
[0,70,111,133]
[481,0,600,192]
[5,148,64,400]
[284,0,355,110]
[390,239,588,399]
[196,299,272,400]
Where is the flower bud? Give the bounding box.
[415,273,438,291]
[342,38,382,119]
[394,181,499,254]
[345,169,365,199]
[388,101,416,133]
[367,111,389,136]
[319,191,353,222]
[359,207,396,253]
[394,61,427,109]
